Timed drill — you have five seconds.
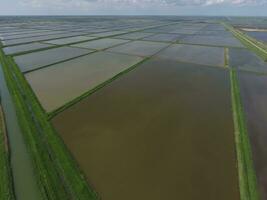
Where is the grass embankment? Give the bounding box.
[230,69,260,200]
[223,23,267,61]
[0,105,15,200]
[224,47,229,67]
[0,48,99,199]
[48,57,150,119]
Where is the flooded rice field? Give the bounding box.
[44,35,95,45]
[52,58,239,200]
[1,16,267,200]
[156,44,225,67]
[1,32,86,46]
[3,42,54,55]
[14,46,92,72]
[114,32,155,40]
[107,40,169,57]
[229,48,267,73]
[238,72,267,199]
[72,38,129,50]
[26,51,143,112]
[181,35,244,47]
[142,33,182,42]
[246,31,267,43]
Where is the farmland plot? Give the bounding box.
[229,48,267,73]
[14,46,92,72]
[156,44,225,67]
[107,40,169,57]
[25,51,143,112]
[52,58,239,200]
[238,72,267,200]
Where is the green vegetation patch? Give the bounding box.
[223,23,267,61]
[0,105,15,200]
[230,69,260,200]
[0,49,99,199]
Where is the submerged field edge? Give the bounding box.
[0,104,16,200]
[224,47,229,67]
[3,21,179,55]
[0,47,99,199]
[0,48,67,199]
[47,56,150,119]
[230,68,260,200]
[222,22,267,61]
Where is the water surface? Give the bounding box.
[53,58,239,200]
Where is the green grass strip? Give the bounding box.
[224,47,229,67]
[0,50,67,199]
[0,105,16,200]
[48,57,150,119]
[0,49,99,199]
[223,23,267,61]
[230,69,260,200]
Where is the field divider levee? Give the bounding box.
[47,56,150,119]
[230,68,260,200]
[0,49,69,199]
[0,104,16,200]
[47,40,175,119]
[177,41,245,49]
[224,47,229,67]
[222,22,267,61]
[0,48,100,199]
[3,22,179,51]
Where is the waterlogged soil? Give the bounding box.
[26,51,143,112]
[142,33,181,42]
[246,31,267,42]
[14,46,92,72]
[229,48,267,73]
[0,64,42,200]
[181,35,244,47]
[90,31,127,37]
[108,40,169,57]
[157,44,225,67]
[3,42,54,55]
[52,58,239,200]
[0,30,65,40]
[238,72,267,199]
[72,38,129,50]
[2,32,85,46]
[44,36,95,45]
[114,32,155,40]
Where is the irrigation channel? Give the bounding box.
[0,63,42,200]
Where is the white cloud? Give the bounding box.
[20,0,267,11]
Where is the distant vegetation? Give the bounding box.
[223,22,267,61]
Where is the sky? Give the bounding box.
[1,0,267,16]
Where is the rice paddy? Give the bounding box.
[107,40,169,57]
[52,59,239,200]
[229,48,267,73]
[26,51,143,112]
[0,16,266,200]
[72,38,129,50]
[3,42,54,55]
[156,44,225,67]
[14,46,92,72]
[238,72,267,199]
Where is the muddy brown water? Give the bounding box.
[26,51,143,112]
[238,71,267,200]
[0,64,42,200]
[52,58,239,200]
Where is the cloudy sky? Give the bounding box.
[1,0,267,15]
